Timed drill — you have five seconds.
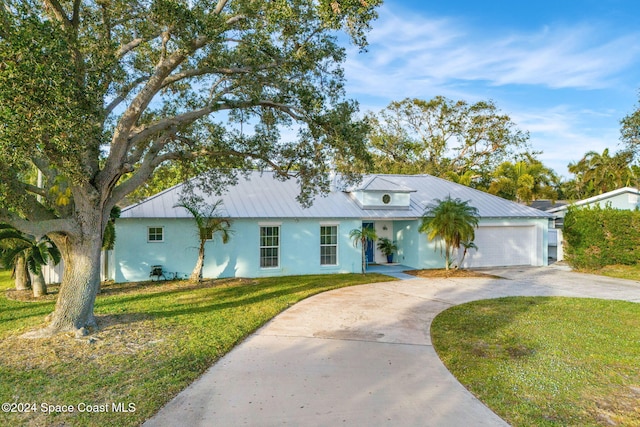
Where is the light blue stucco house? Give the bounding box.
[113,171,551,282]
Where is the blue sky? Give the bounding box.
[342,0,640,177]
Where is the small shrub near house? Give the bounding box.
[563,205,640,269]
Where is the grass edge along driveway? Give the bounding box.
[431,296,640,427]
[0,271,393,427]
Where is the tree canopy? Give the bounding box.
[565,148,637,200]
[419,196,479,270]
[621,94,640,157]
[0,0,381,336]
[488,156,559,204]
[364,96,532,187]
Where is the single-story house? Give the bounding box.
[113,171,551,282]
[546,187,640,261]
[546,187,640,221]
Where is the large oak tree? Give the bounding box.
[365,96,532,187]
[0,0,380,337]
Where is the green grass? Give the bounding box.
[431,297,640,426]
[591,264,640,281]
[0,270,393,427]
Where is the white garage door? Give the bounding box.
[462,226,535,268]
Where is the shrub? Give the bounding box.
[564,205,640,269]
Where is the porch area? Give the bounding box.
[366,263,417,280]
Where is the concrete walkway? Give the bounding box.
[143,266,640,427]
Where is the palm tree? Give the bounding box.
[488,158,558,204]
[349,226,378,274]
[567,148,637,198]
[174,198,232,281]
[419,196,479,270]
[0,225,61,296]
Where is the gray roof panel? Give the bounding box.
[356,176,415,192]
[120,171,551,219]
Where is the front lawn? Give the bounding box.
[431,297,640,426]
[0,270,392,427]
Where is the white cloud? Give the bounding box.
[344,6,640,100]
[339,5,640,179]
[512,106,622,176]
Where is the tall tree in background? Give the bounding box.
[0,0,380,337]
[488,156,559,204]
[566,148,636,199]
[365,97,531,187]
[621,94,640,157]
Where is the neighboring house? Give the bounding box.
[546,187,640,261]
[529,200,568,262]
[113,171,551,282]
[546,187,640,221]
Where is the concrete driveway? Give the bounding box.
[143,266,640,427]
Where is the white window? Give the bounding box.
[260,226,280,268]
[148,227,164,242]
[320,225,338,266]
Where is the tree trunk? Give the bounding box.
[31,271,47,297]
[14,255,31,291]
[444,245,451,271]
[361,239,366,274]
[23,227,103,338]
[190,240,205,281]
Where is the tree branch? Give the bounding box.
[160,66,255,89]
[116,37,145,58]
[128,105,216,147]
[214,0,229,14]
[226,14,246,25]
[24,183,48,199]
[43,0,72,29]
[31,155,56,183]
[109,33,210,153]
[256,101,307,121]
[115,28,163,58]
[105,76,149,116]
[0,209,77,237]
[71,0,81,28]
[109,149,180,206]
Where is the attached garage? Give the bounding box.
[462,225,537,268]
[115,172,551,282]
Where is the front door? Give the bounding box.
[363,222,375,264]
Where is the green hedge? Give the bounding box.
[564,206,640,269]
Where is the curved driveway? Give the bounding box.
[144,266,640,427]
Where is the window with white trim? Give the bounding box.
[148,227,164,242]
[320,225,338,266]
[260,226,280,268]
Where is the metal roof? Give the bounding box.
[120,171,551,220]
[546,187,640,213]
[356,176,416,193]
